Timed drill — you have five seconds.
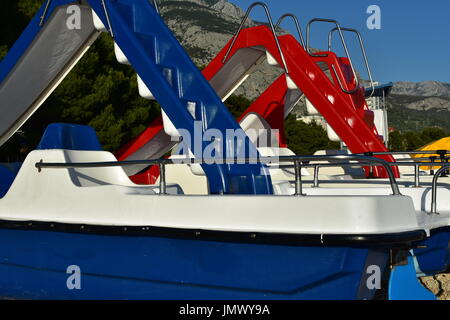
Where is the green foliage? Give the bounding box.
[285,115,340,155]
[224,95,251,118]
[420,127,448,143]
[388,127,450,151]
[388,131,406,151]
[387,94,450,132]
[17,0,42,19]
[0,1,32,48]
[0,45,7,60]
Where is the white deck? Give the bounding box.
[0,149,431,236]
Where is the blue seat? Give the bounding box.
[37,123,102,151]
[0,165,16,198]
[1,123,102,198]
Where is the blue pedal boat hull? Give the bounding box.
[414,227,450,276]
[0,227,393,300]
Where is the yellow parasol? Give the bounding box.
[412,137,450,171]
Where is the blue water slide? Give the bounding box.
[87,0,273,195]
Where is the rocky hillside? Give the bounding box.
[392,81,450,98]
[387,81,450,131]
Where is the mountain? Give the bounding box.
[387,95,450,132]
[391,81,450,99]
[386,81,450,132]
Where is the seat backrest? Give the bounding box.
[37,123,102,151]
[0,165,16,198]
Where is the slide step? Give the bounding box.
[92,9,106,32]
[114,43,130,65]
[137,75,155,100]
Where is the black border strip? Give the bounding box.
[0,219,426,247]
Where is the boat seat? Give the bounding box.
[0,166,15,198]
[0,163,22,198]
[37,123,103,151]
[34,123,184,194]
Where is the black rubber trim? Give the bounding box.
[0,219,426,247]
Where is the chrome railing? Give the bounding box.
[328,27,375,97]
[223,2,290,76]
[101,0,115,38]
[357,150,450,157]
[39,0,53,27]
[35,154,400,196]
[275,14,305,48]
[151,0,160,14]
[357,150,450,178]
[431,165,450,215]
[306,161,450,189]
[306,18,359,94]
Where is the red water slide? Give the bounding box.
[205,26,398,177]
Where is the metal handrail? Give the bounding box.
[431,165,450,214]
[222,2,290,76]
[39,0,52,27]
[392,157,450,162]
[151,0,160,14]
[306,18,359,94]
[101,0,115,38]
[35,154,401,196]
[305,161,450,189]
[359,150,450,156]
[328,27,375,98]
[275,14,305,48]
[360,151,450,175]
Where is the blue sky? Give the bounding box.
[228,0,450,84]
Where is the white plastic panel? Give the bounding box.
[286,75,299,90]
[162,110,180,138]
[373,109,388,142]
[137,75,155,100]
[114,43,130,65]
[327,124,341,142]
[266,51,279,66]
[306,98,319,115]
[92,10,106,32]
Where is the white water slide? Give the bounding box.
[0,5,99,146]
